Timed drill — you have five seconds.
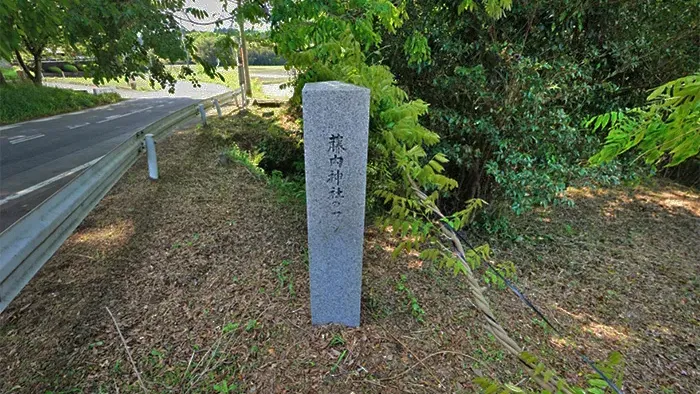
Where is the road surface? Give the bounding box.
[0,82,228,232]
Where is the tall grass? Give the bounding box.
[0,83,121,124]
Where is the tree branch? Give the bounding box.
[14,49,34,79]
[170,12,235,27]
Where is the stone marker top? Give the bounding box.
[302,80,371,93]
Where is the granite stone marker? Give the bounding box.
[302,81,370,327]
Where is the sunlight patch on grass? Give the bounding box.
[583,322,631,343]
[68,219,135,249]
[566,187,597,199]
[637,190,700,216]
[549,337,575,349]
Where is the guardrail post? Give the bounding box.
[213,99,222,117]
[145,134,158,180]
[240,84,247,109]
[198,104,207,125]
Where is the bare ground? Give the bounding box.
[1,110,697,393]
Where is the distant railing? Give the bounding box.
[0,88,243,312]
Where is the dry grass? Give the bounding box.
[0,111,697,393]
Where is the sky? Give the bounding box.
[175,0,264,32]
[175,0,227,32]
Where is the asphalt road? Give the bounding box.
[0,83,226,232]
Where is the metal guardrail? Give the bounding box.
[0,89,242,312]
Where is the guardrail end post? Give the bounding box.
[145,134,158,180]
[198,104,207,126]
[240,84,247,109]
[213,99,222,117]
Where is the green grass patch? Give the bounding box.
[0,83,122,124]
[1,67,18,81]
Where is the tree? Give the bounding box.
[188,32,237,68]
[1,0,232,90]
[62,0,204,91]
[1,0,66,85]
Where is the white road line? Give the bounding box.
[28,115,63,123]
[8,135,25,141]
[67,122,90,130]
[96,106,153,124]
[0,124,19,132]
[96,113,128,124]
[156,104,165,108]
[0,156,104,206]
[9,134,45,144]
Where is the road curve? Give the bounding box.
[0,82,228,231]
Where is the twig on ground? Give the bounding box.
[380,351,482,382]
[382,328,443,388]
[183,351,196,381]
[363,378,409,392]
[106,307,148,394]
[66,253,99,261]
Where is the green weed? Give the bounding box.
[329,334,345,347]
[87,340,104,349]
[275,259,296,297]
[395,275,426,323]
[222,322,240,334]
[245,319,258,332]
[214,380,238,393]
[171,233,200,249]
[227,143,265,177]
[330,349,348,373]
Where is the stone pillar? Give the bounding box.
[302,81,370,327]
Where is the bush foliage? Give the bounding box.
[381,0,699,215]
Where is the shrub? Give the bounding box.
[63,64,78,72]
[0,83,121,124]
[47,66,63,74]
